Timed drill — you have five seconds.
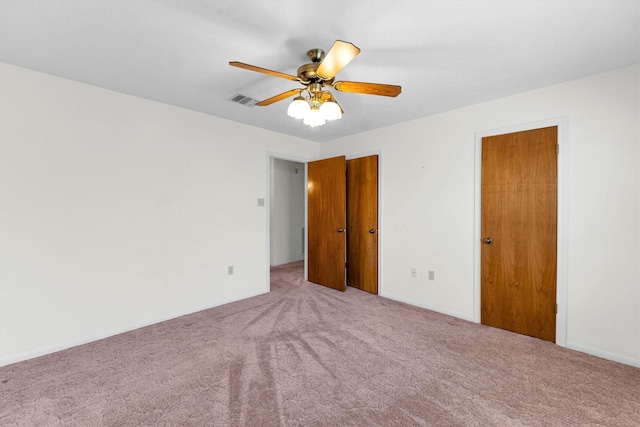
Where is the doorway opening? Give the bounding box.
[267,154,308,291]
[270,158,305,267]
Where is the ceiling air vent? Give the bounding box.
[228,93,257,107]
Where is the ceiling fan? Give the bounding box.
[229,40,401,127]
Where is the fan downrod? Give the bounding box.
[307,49,325,63]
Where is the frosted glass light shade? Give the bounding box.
[287,97,310,119]
[303,106,326,127]
[319,100,342,121]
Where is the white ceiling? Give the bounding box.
[1,0,638,142]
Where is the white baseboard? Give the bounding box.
[380,293,474,322]
[381,294,640,369]
[0,289,268,367]
[567,342,640,368]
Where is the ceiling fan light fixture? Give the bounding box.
[287,96,310,119]
[303,105,326,127]
[320,99,342,121]
[231,40,400,128]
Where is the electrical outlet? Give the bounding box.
[428,270,435,280]
[411,268,417,278]
[257,198,265,207]
[228,265,234,275]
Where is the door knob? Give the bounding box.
[369,229,376,234]
[483,237,493,244]
[337,228,345,233]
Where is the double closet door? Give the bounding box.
[307,155,378,294]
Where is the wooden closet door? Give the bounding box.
[481,126,557,342]
[307,156,347,291]
[347,155,378,294]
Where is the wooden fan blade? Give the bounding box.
[255,89,302,106]
[316,40,360,80]
[333,81,401,97]
[229,61,298,81]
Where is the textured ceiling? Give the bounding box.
[1,0,638,142]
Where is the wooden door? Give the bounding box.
[481,126,557,342]
[307,156,347,291]
[347,155,378,294]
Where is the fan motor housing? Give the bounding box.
[297,64,335,86]
[297,63,319,84]
[297,48,334,85]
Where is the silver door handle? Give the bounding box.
[337,228,345,233]
[483,237,492,244]
[369,229,376,234]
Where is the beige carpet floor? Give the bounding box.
[1,261,639,426]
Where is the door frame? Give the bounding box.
[265,151,312,292]
[473,117,568,347]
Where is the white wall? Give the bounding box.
[319,64,640,367]
[2,60,639,369]
[270,158,305,266]
[0,62,319,365]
